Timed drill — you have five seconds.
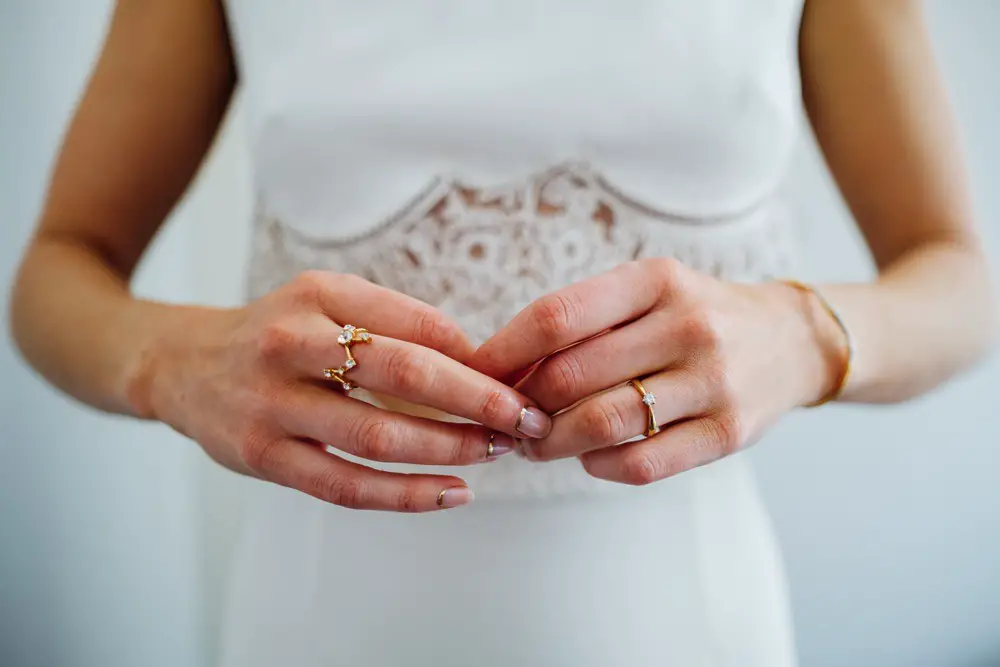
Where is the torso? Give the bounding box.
[219,3,803,664]
[228,0,803,236]
[229,0,805,498]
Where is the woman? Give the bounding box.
[9,0,997,664]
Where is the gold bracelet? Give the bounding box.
[781,279,854,407]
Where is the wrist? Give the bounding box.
[122,302,244,422]
[760,281,850,408]
[779,281,853,407]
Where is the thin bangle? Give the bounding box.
[781,279,854,407]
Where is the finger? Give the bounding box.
[278,385,516,465]
[295,271,476,362]
[284,314,552,439]
[256,438,475,512]
[517,310,681,414]
[471,261,665,381]
[521,370,709,462]
[580,418,732,486]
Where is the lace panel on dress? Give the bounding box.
[246,161,795,498]
[247,162,795,347]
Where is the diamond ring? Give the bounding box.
[323,324,373,392]
[628,379,659,438]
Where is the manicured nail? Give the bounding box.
[436,487,474,509]
[515,407,552,439]
[519,439,539,461]
[487,433,515,459]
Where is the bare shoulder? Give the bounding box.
[37,0,237,275]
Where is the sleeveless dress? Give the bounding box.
[220,2,804,665]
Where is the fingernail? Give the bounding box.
[515,406,552,439]
[437,487,474,509]
[519,439,539,461]
[487,433,515,459]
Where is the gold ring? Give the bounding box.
[323,324,373,392]
[629,379,659,438]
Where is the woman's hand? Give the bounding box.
[472,258,844,485]
[136,271,551,512]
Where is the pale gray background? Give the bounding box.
[1,2,998,666]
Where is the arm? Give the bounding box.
[470,0,998,485]
[801,0,999,403]
[9,0,548,511]
[10,0,237,416]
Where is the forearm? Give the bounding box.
[796,1,999,404]
[9,233,231,418]
[821,239,998,404]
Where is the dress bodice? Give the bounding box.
[224,0,806,497]
[226,0,804,237]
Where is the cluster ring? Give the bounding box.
[323,324,372,393]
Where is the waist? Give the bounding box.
[244,164,795,498]
[246,161,797,339]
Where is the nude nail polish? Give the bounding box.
[437,487,475,509]
[515,406,552,439]
[487,433,516,459]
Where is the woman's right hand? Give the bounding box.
[136,271,551,512]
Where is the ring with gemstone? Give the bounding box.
[323,324,373,392]
[629,378,659,438]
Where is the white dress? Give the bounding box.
[220,1,804,665]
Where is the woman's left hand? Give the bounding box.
[471,258,842,485]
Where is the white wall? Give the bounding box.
[0,3,205,667]
[1,2,998,667]
[754,3,1000,666]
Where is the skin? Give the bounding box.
[7,0,550,513]
[472,0,1000,482]
[9,0,998,507]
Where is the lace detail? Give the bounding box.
[248,161,794,341]
[246,161,796,498]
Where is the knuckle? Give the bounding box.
[677,309,722,353]
[255,322,298,361]
[334,272,365,290]
[382,347,434,395]
[349,415,403,461]
[644,256,684,292]
[703,361,739,410]
[454,427,486,464]
[621,450,661,486]
[545,352,587,399]
[297,269,326,284]
[410,308,460,352]
[322,271,366,301]
[531,293,581,343]
[289,270,328,306]
[239,427,276,473]
[392,485,422,513]
[477,388,510,427]
[313,469,368,509]
[579,399,629,446]
[707,412,745,456]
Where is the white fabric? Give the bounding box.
[221,1,804,664]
